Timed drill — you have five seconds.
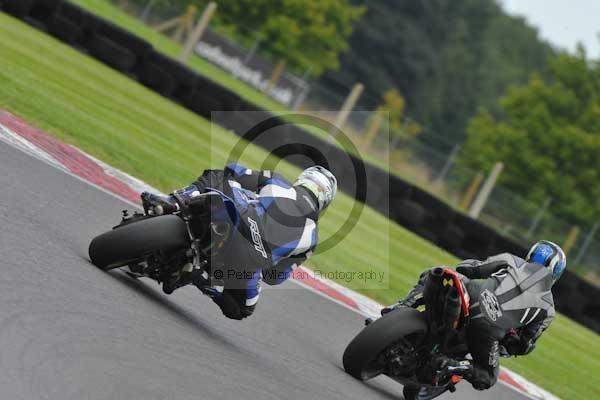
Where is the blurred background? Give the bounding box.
[72,0,600,283]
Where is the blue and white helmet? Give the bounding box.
[294,166,337,211]
[526,240,567,284]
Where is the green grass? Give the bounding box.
[67,0,395,174]
[503,315,600,399]
[1,12,598,399]
[70,0,288,113]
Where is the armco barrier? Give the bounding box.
[3,1,599,333]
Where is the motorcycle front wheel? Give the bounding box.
[342,308,428,380]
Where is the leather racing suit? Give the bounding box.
[188,163,321,320]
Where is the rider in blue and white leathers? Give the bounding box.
[141,163,337,320]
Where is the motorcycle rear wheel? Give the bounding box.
[89,214,190,271]
[342,308,428,380]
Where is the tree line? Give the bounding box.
[130,0,599,228]
[319,0,554,150]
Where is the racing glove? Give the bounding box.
[210,289,256,320]
[141,191,179,215]
[502,334,536,356]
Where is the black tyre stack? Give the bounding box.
[2,0,35,18]
[47,1,85,45]
[140,50,198,99]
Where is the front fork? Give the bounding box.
[158,217,208,294]
[163,195,228,294]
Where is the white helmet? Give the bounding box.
[294,166,337,211]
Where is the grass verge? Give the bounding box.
[70,0,287,112]
[1,12,598,399]
[68,0,396,174]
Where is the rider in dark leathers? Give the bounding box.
[141,163,337,320]
[384,241,566,400]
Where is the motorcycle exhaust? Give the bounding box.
[429,267,444,282]
[423,268,446,323]
[424,268,444,299]
[444,286,461,329]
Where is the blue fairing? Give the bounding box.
[225,163,249,178]
[271,239,300,264]
[245,271,261,301]
[204,187,240,228]
[258,196,275,210]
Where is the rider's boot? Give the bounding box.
[190,264,227,303]
[364,284,425,325]
[380,284,425,315]
[141,185,205,216]
[364,271,429,324]
[402,384,448,400]
[379,269,431,316]
[402,384,421,400]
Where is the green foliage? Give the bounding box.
[185,0,364,76]
[319,0,553,149]
[461,48,600,225]
[379,88,421,139]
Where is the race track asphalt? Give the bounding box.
[0,140,527,400]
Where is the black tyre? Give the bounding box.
[48,13,82,44]
[184,89,222,118]
[29,0,63,24]
[403,383,449,400]
[3,0,35,17]
[440,223,464,249]
[343,308,428,380]
[393,199,427,227]
[88,34,136,72]
[140,63,176,97]
[145,51,198,100]
[89,214,189,271]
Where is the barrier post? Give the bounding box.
[525,198,551,238]
[179,2,217,63]
[361,111,384,150]
[562,226,581,255]
[459,173,484,210]
[468,162,503,219]
[574,222,599,265]
[330,83,364,139]
[154,5,197,42]
[140,0,157,22]
[435,144,460,183]
[264,59,287,95]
